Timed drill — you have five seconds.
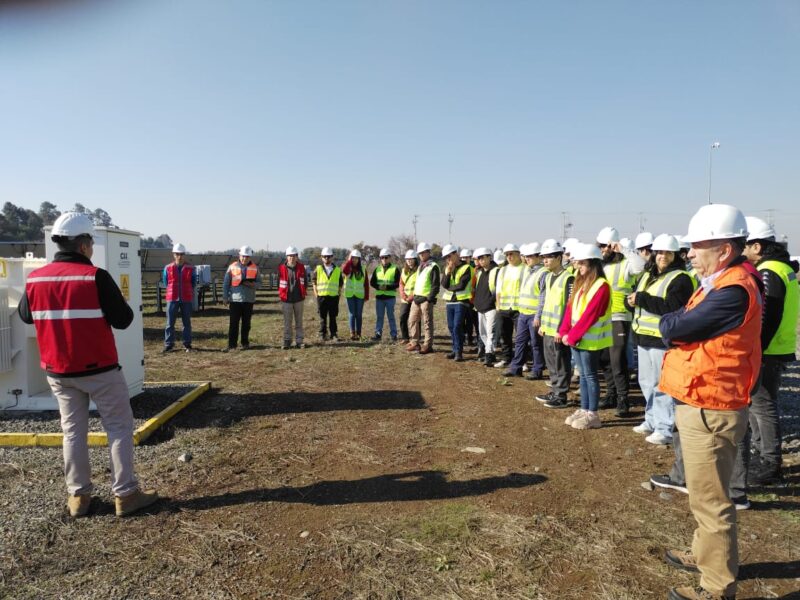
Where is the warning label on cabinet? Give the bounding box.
[120,274,130,300]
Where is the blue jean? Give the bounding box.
[508,313,545,374]
[638,345,674,438]
[346,296,365,332]
[375,296,397,337]
[571,347,602,411]
[446,302,467,354]
[165,301,192,348]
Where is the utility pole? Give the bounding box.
[412,214,419,246]
[448,213,454,243]
[638,213,646,233]
[767,209,775,228]
[561,212,573,242]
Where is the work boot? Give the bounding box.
[598,394,616,409]
[66,494,92,518]
[406,342,421,352]
[115,489,159,517]
[667,586,733,600]
[664,549,699,572]
[615,396,630,417]
[747,458,783,486]
[419,345,433,355]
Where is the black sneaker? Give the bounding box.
[747,459,782,486]
[598,395,616,409]
[162,346,173,353]
[544,396,568,409]
[184,346,192,353]
[454,353,464,362]
[535,392,553,403]
[615,397,630,418]
[372,334,382,341]
[282,344,290,350]
[650,474,688,494]
[525,371,544,381]
[241,344,250,350]
[446,352,456,359]
[732,496,751,510]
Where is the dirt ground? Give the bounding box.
[1,286,799,600]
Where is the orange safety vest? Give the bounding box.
[229,262,259,287]
[659,263,762,411]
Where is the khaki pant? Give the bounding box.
[676,403,748,597]
[408,300,434,347]
[281,301,304,345]
[48,368,139,497]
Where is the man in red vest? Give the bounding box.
[278,246,306,349]
[18,212,158,518]
[162,242,196,352]
[658,205,761,600]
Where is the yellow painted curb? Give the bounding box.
[0,382,211,447]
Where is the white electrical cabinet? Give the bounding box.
[0,227,144,411]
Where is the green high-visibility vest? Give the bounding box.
[414,261,440,298]
[344,266,367,299]
[400,268,417,304]
[519,265,545,315]
[443,263,473,301]
[496,263,525,311]
[374,264,398,297]
[571,278,613,351]
[540,269,573,336]
[315,265,341,297]
[688,266,700,285]
[632,269,695,338]
[604,259,636,316]
[760,260,800,356]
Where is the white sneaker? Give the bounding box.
[522,365,530,372]
[565,409,584,426]
[632,422,653,434]
[571,411,602,430]
[493,360,508,368]
[645,432,672,446]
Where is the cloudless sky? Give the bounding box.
[1,0,799,253]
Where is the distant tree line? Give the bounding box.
[0,201,115,242]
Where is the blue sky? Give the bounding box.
[1,0,799,253]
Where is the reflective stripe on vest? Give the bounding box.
[443,263,473,301]
[631,270,692,338]
[496,263,525,311]
[401,268,417,303]
[604,259,635,315]
[414,262,439,298]
[570,279,612,350]
[315,265,342,296]
[760,260,799,356]
[230,262,259,287]
[518,265,545,315]
[374,264,398,297]
[344,266,367,299]
[540,269,573,336]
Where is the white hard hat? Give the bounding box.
[493,250,506,265]
[519,243,530,256]
[571,243,602,261]
[239,245,254,256]
[634,232,654,249]
[502,243,519,253]
[619,237,635,251]
[539,239,563,255]
[379,248,391,257]
[51,212,94,238]
[460,248,472,258]
[684,204,748,243]
[473,247,490,259]
[528,242,541,255]
[172,243,187,254]
[350,249,362,258]
[563,238,579,254]
[651,234,680,252]
[321,247,333,256]
[285,246,299,256]
[596,227,620,245]
[404,249,418,260]
[441,244,458,257]
[417,242,432,253]
[677,235,691,251]
[745,216,776,242]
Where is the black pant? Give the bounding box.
[463,305,478,342]
[600,320,630,398]
[228,302,254,348]
[496,309,519,363]
[317,296,339,337]
[399,301,412,340]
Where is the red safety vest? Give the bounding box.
[278,262,307,302]
[659,263,762,410]
[25,262,119,374]
[165,262,194,302]
[229,262,259,286]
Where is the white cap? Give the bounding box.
[321,247,333,256]
[379,248,391,257]
[441,244,458,257]
[563,238,579,254]
[502,243,519,253]
[596,227,620,245]
[460,248,472,258]
[239,245,254,256]
[745,216,776,242]
[350,249,362,258]
[493,250,506,265]
[539,239,563,255]
[417,242,432,253]
[404,249,418,260]
[651,234,680,252]
[285,246,299,256]
[684,204,748,243]
[473,247,490,259]
[172,243,187,254]
[634,232,654,249]
[51,212,94,238]
[571,243,602,261]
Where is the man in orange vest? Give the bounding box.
[658,205,761,600]
[222,246,260,351]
